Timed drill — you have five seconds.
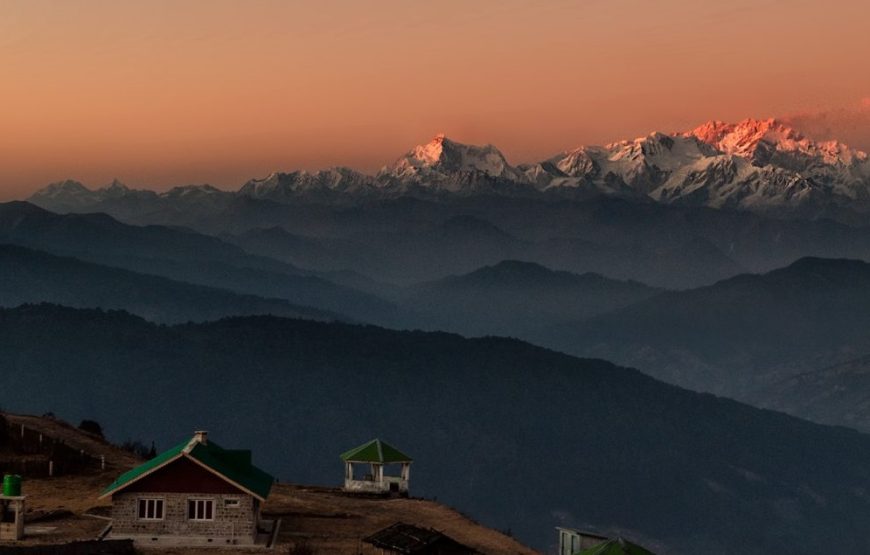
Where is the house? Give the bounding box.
[557,527,609,555]
[99,431,274,546]
[341,439,412,495]
[363,522,478,555]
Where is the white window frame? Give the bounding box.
[187,498,215,521]
[136,497,164,521]
[224,497,241,508]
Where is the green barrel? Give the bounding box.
[2,474,22,496]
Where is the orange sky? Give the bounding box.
[1,0,869,199]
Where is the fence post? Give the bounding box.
[101,456,106,471]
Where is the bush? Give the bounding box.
[121,440,157,459]
[0,411,8,446]
[78,419,104,438]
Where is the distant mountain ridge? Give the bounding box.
[0,243,340,324]
[0,201,403,325]
[537,256,870,398]
[396,260,662,337]
[28,118,870,222]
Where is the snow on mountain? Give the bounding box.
[239,168,378,202]
[685,119,870,202]
[27,121,870,220]
[528,133,720,198]
[379,134,527,191]
[30,180,93,203]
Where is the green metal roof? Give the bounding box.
[340,439,412,463]
[100,436,274,500]
[577,538,657,555]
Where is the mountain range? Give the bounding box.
[29,119,870,224]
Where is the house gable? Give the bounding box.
[120,456,247,495]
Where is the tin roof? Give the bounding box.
[340,439,412,464]
[99,434,273,501]
[364,522,476,554]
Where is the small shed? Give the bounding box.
[364,522,478,555]
[99,431,275,546]
[341,439,412,495]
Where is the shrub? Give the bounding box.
[78,419,104,438]
[0,411,8,446]
[121,440,151,459]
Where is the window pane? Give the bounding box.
[188,500,195,519]
[205,501,213,520]
[138,500,146,519]
[155,500,163,519]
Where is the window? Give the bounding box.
[224,498,240,508]
[137,498,164,520]
[188,499,214,521]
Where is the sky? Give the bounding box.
[1,0,869,199]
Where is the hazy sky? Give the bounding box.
[1,0,869,199]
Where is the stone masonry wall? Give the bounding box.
[110,492,257,544]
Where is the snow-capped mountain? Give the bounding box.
[27,120,870,222]
[28,179,161,212]
[528,119,870,216]
[378,133,529,193]
[239,168,378,202]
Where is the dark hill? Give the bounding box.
[0,244,339,324]
[3,305,870,553]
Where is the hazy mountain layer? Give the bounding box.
[0,201,401,324]
[753,354,870,434]
[394,260,662,337]
[536,257,870,398]
[0,244,339,324]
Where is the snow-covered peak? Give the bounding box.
[382,134,525,183]
[35,180,92,197]
[687,118,868,167]
[162,184,225,198]
[239,167,377,201]
[104,178,129,191]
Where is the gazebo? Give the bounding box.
[340,439,412,495]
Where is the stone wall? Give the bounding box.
[110,491,257,545]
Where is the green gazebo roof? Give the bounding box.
[100,435,274,501]
[577,538,656,555]
[340,439,412,464]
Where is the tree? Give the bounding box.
[78,419,104,438]
[0,411,8,446]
